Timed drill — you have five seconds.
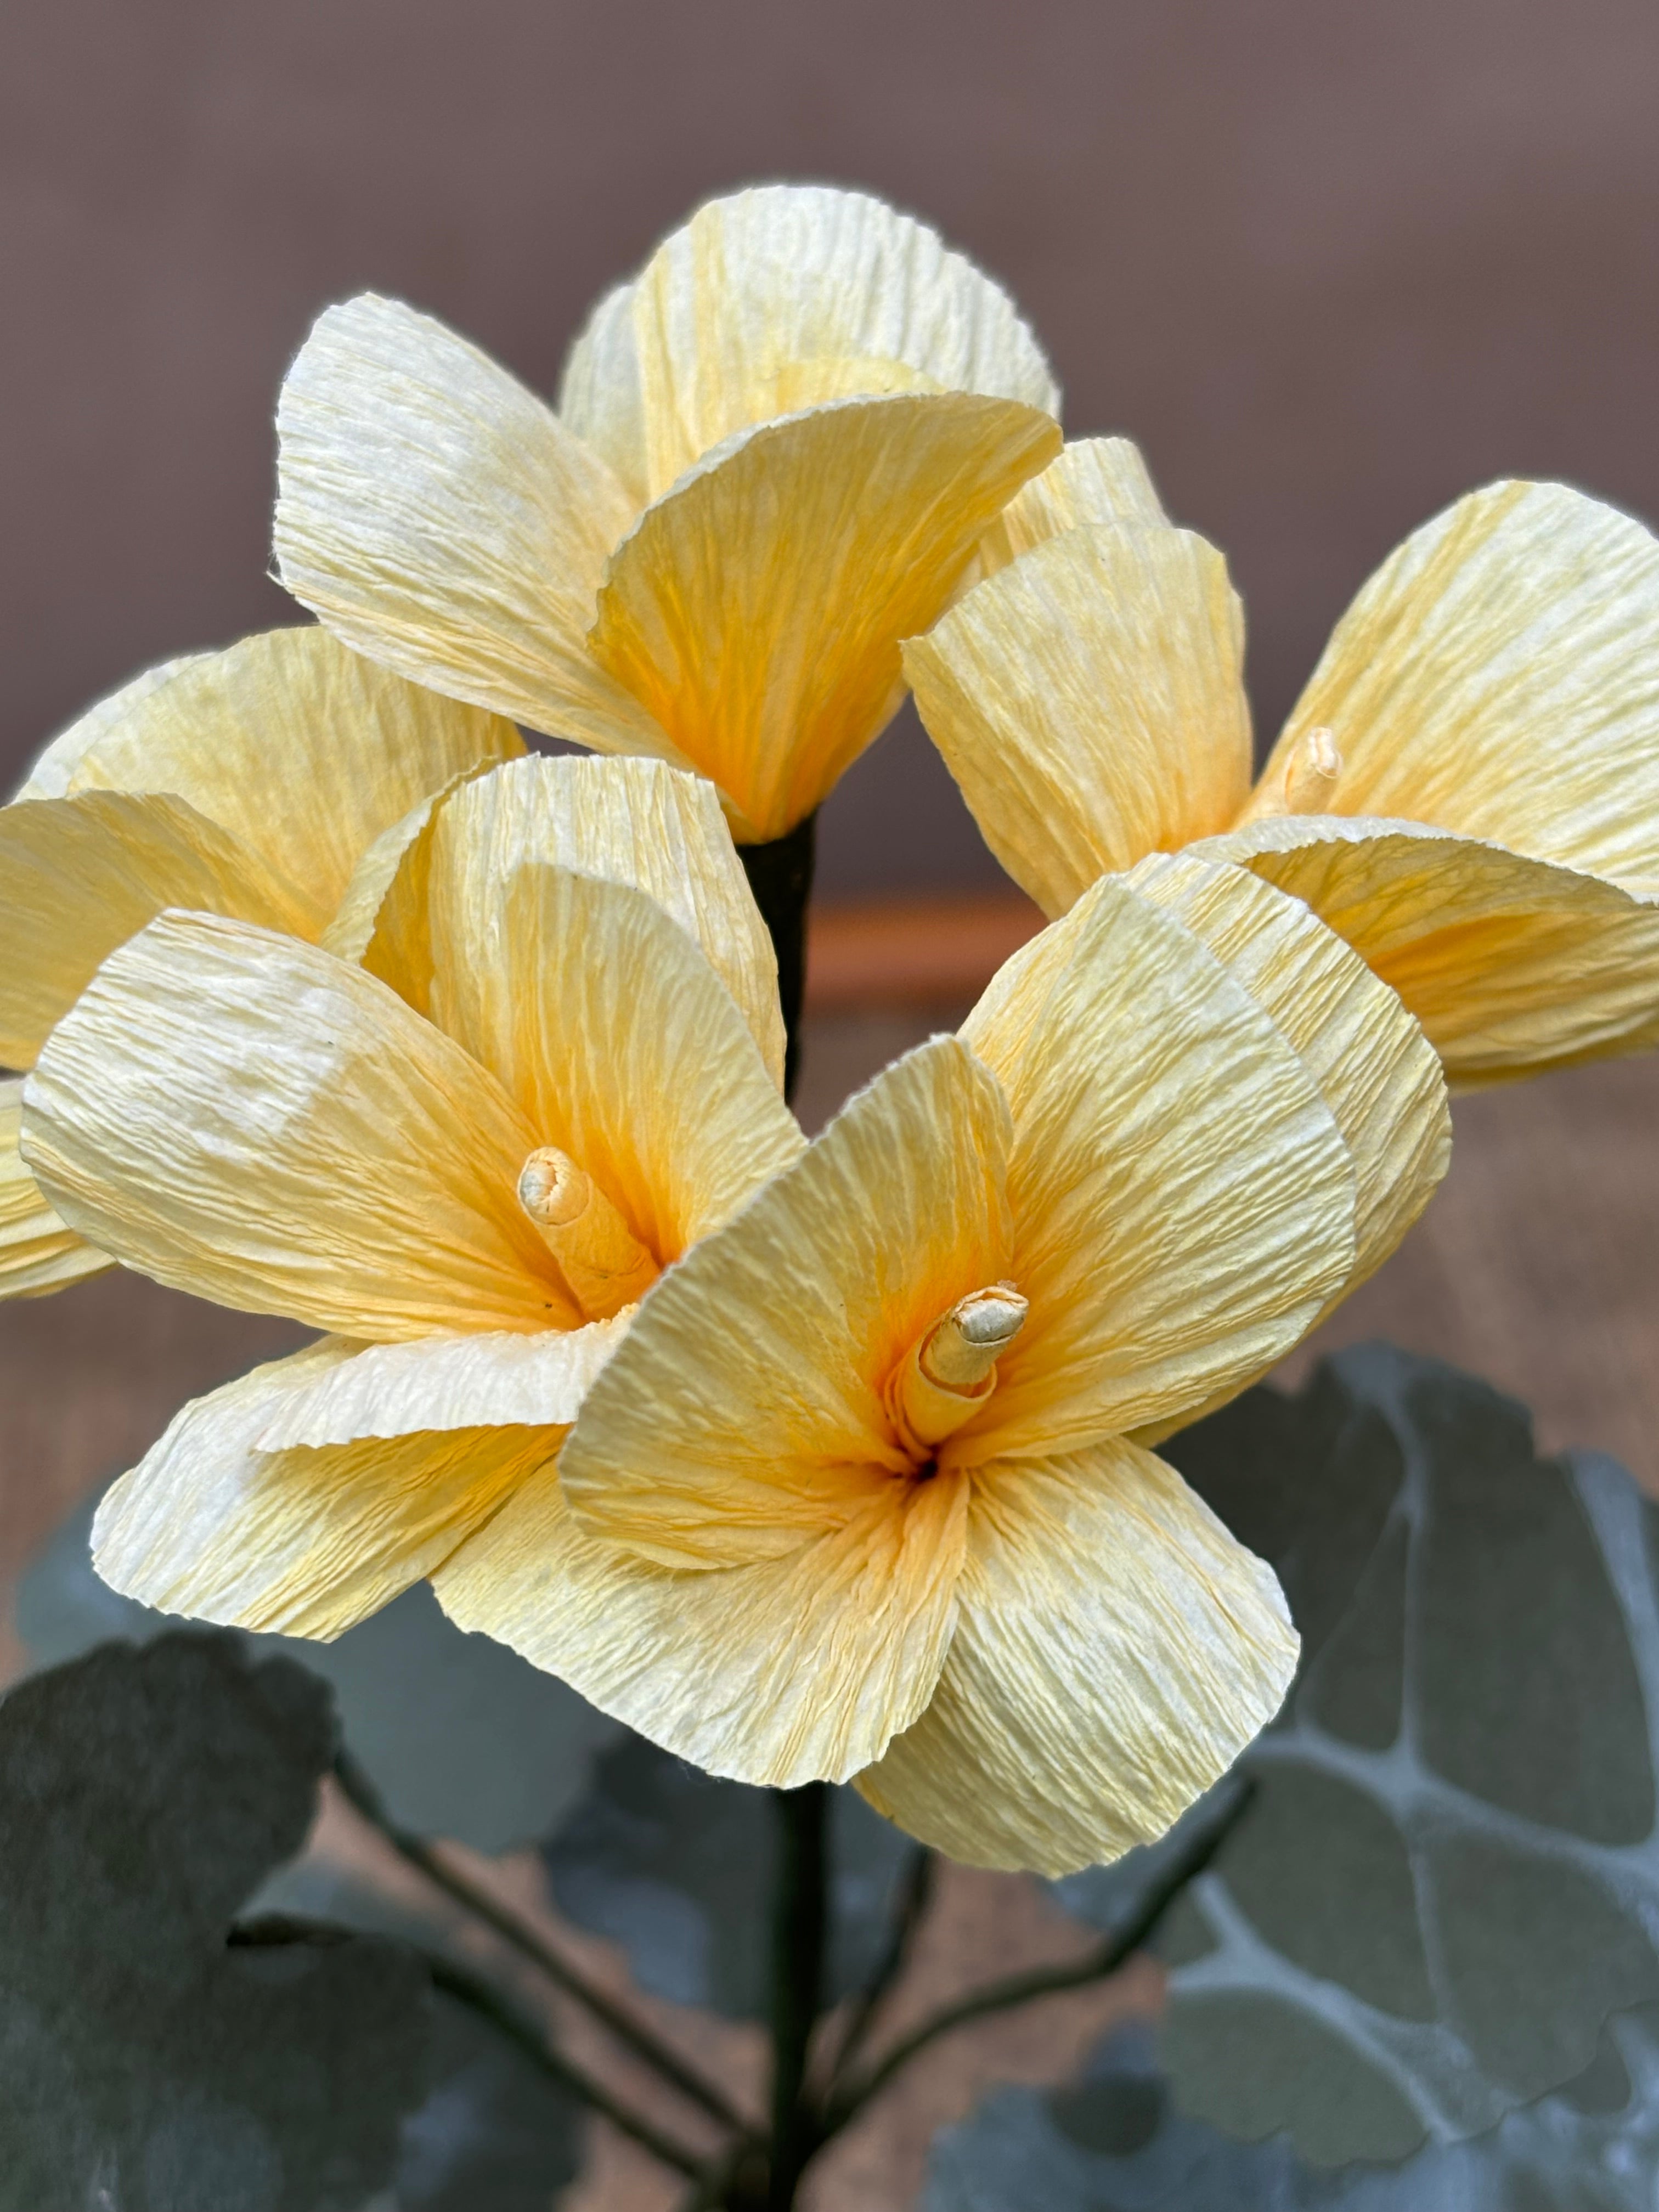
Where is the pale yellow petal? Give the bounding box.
[977,436,1169,580]
[1254,481,1659,887]
[857,1441,1296,1875]
[274,294,670,755]
[59,628,523,921]
[557,276,650,509]
[436,1455,968,1788]
[960,874,1356,1454]
[24,912,572,1339]
[906,523,1253,917]
[589,392,1062,840]
[93,1340,559,1639]
[625,182,1060,498]
[12,653,210,800]
[319,761,499,968]
[1203,814,1659,1085]
[0,1080,111,1297]
[353,754,786,1090]
[557,1036,1011,1568]
[0,791,316,1068]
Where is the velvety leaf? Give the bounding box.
[543,1730,916,2019]
[17,1484,622,1853]
[0,1634,431,2212]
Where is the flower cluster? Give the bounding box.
[7,185,1658,1877]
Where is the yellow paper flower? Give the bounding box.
[21,755,802,1639]
[906,441,1659,1084]
[273,184,1064,844]
[432,857,1449,1874]
[0,629,521,1297]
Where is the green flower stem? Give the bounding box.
[766,1780,831,2210]
[737,810,817,1103]
[332,1749,752,2140]
[822,1844,937,2092]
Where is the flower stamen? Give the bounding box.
[517,1147,657,1322]
[887,1282,1028,1461]
[1274,725,1344,815]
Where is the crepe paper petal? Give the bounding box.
[356,754,787,1091]
[11,653,210,800]
[557,277,651,509]
[1253,481,1659,889]
[93,1341,560,1639]
[436,1456,969,1789]
[558,1037,1012,1570]
[590,392,1063,841]
[0,1081,110,1298]
[274,294,672,758]
[0,790,317,1069]
[1201,814,1659,1086]
[906,523,1253,917]
[52,628,524,924]
[256,1318,631,1448]
[960,873,1356,1457]
[319,760,498,969]
[622,182,1060,500]
[977,435,1170,580]
[24,912,574,1340]
[856,1442,1296,1876]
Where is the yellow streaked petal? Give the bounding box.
[356,754,786,1091]
[93,1340,560,1639]
[1254,481,1659,887]
[0,791,317,1068]
[274,294,670,755]
[436,1456,969,1788]
[557,1036,1011,1570]
[960,874,1356,1454]
[976,435,1169,580]
[589,392,1062,840]
[24,912,573,1340]
[906,523,1253,918]
[1203,814,1659,1085]
[557,276,650,510]
[625,182,1059,498]
[12,653,210,800]
[857,1441,1296,1875]
[0,1080,111,1298]
[319,760,499,970]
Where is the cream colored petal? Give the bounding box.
[93,1340,560,1639]
[857,1441,1296,1875]
[625,182,1059,497]
[0,791,316,1069]
[60,628,523,921]
[0,1080,111,1297]
[353,754,786,1090]
[557,276,650,510]
[589,392,1063,840]
[1203,814,1659,1085]
[274,294,672,756]
[1253,481,1659,887]
[960,873,1356,1454]
[436,1455,968,1788]
[12,653,210,800]
[906,523,1254,918]
[319,761,497,969]
[557,1036,1012,1568]
[424,860,799,1265]
[976,436,1169,580]
[24,912,573,1339]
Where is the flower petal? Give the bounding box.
[589,391,1062,839]
[0,790,315,1068]
[12,653,210,800]
[558,1036,1012,1568]
[1252,481,1659,888]
[0,1080,110,1297]
[960,873,1356,1453]
[93,1340,560,1639]
[435,1455,968,1788]
[623,183,1060,498]
[274,294,670,754]
[906,522,1253,917]
[856,1441,1297,1875]
[1203,814,1659,1085]
[24,912,571,1339]
[976,435,1169,579]
[557,276,651,509]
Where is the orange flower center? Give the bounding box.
[885,1282,1027,1468]
[517,1147,657,1323]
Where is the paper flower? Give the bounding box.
[0,629,520,1296]
[906,441,1659,1084]
[433,857,1449,1874]
[21,756,802,1639]
[273,184,1063,844]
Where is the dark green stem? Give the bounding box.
[823,1845,936,2094]
[766,1780,830,2208]
[738,811,817,1102]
